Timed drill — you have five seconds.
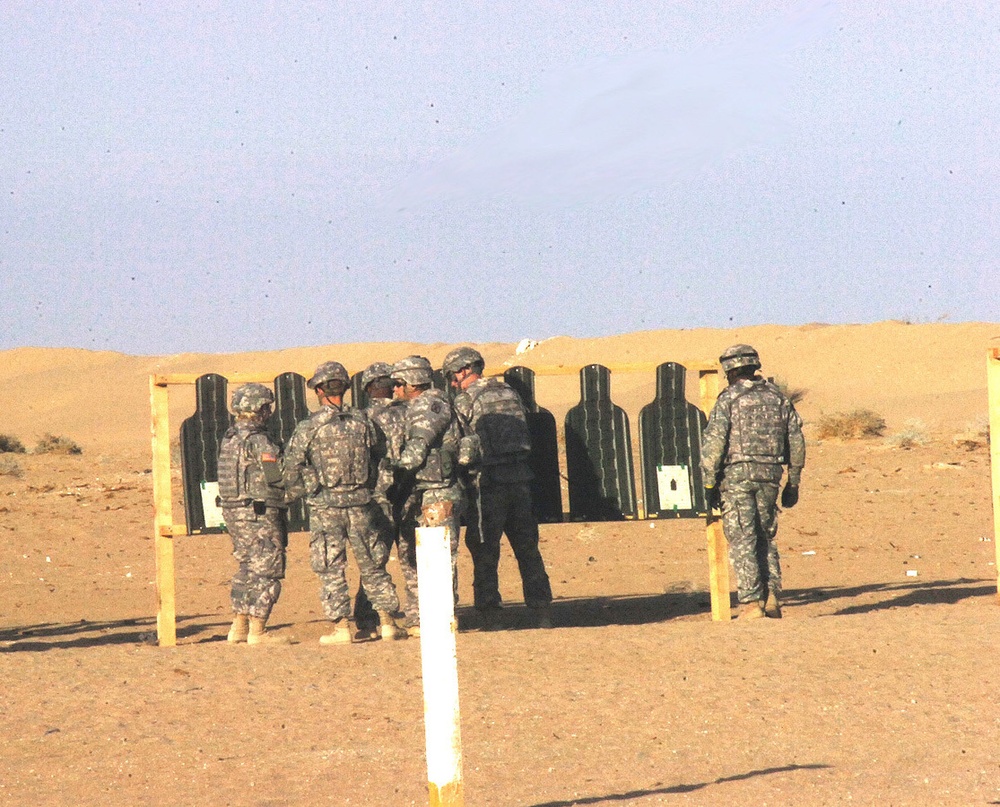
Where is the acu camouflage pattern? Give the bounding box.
[282,404,382,507]
[454,377,551,613]
[396,388,466,622]
[283,402,399,622]
[308,501,399,621]
[218,423,287,619]
[217,424,285,507]
[453,377,533,484]
[700,377,805,603]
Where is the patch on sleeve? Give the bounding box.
[261,453,277,463]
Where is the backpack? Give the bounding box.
[467,379,532,464]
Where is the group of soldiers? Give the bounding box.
[216,348,553,646]
[216,342,805,644]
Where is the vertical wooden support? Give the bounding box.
[706,519,732,621]
[150,376,177,647]
[697,367,731,620]
[415,525,465,807]
[988,349,1000,603]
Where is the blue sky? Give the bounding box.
[1,2,996,354]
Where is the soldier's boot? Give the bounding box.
[533,605,553,630]
[765,591,782,619]
[377,610,406,641]
[738,601,766,620]
[227,613,249,643]
[319,619,352,646]
[247,616,290,645]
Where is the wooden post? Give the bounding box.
[415,525,465,807]
[988,349,1000,603]
[706,519,732,621]
[697,366,731,620]
[150,376,177,647]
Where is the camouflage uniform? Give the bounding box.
[218,422,287,620]
[396,387,465,624]
[354,394,411,631]
[283,401,400,622]
[454,377,552,615]
[701,373,805,604]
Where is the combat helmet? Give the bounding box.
[442,346,485,376]
[361,361,394,390]
[391,355,433,387]
[307,361,350,390]
[719,344,761,373]
[231,383,274,414]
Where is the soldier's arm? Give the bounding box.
[699,395,731,486]
[398,395,449,470]
[281,424,318,502]
[785,405,806,485]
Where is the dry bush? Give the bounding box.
[0,434,26,454]
[34,433,83,455]
[0,457,23,478]
[887,419,930,449]
[815,409,887,440]
[952,417,990,451]
[772,377,807,406]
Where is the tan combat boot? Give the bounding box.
[738,601,766,620]
[247,616,290,645]
[765,591,782,619]
[227,613,249,643]
[319,619,352,646]
[377,610,406,641]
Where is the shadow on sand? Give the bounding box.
[526,763,832,806]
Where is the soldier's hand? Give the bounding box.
[781,483,799,509]
[704,485,721,512]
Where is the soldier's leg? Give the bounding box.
[353,501,393,633]
[227,515,254,615]
[468,485,503,613]
[244,509,287,621]
[347,502,400,615]
[421,487,465,606]
[503,482,552,608]
[308,507,352,622]
[721,482,766,603]
[756,483,782,597]
[397,494,422,628]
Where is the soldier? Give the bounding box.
[283,361,405,644]
[217,383,289,646]
[700,345,805,619]
[392,355,465,634]
[444,346,553,631]
[353,361,411,639]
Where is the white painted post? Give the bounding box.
[415,525,465,807]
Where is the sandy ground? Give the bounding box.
[1,321,999,806]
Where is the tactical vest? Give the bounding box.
[311,408,375,490]
[218,427,278,504]
[726,382,788,465]
[466,378,532,465]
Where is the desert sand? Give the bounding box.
[1,321,999,806]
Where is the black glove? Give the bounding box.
[781,484,799,509]
[704,485,721,512]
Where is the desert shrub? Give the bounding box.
[953,417,990,451]
[0,434,26,454]
[0,457,23,478]
[772,377,807,406]
[815,409,887,440]
[34,433,83,455]
[887,419,930,449]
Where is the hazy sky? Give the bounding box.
[1,1,996,354]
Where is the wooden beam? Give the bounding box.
[706,518,732,621]
[150,376,177,647]
[988,348,1000,603]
